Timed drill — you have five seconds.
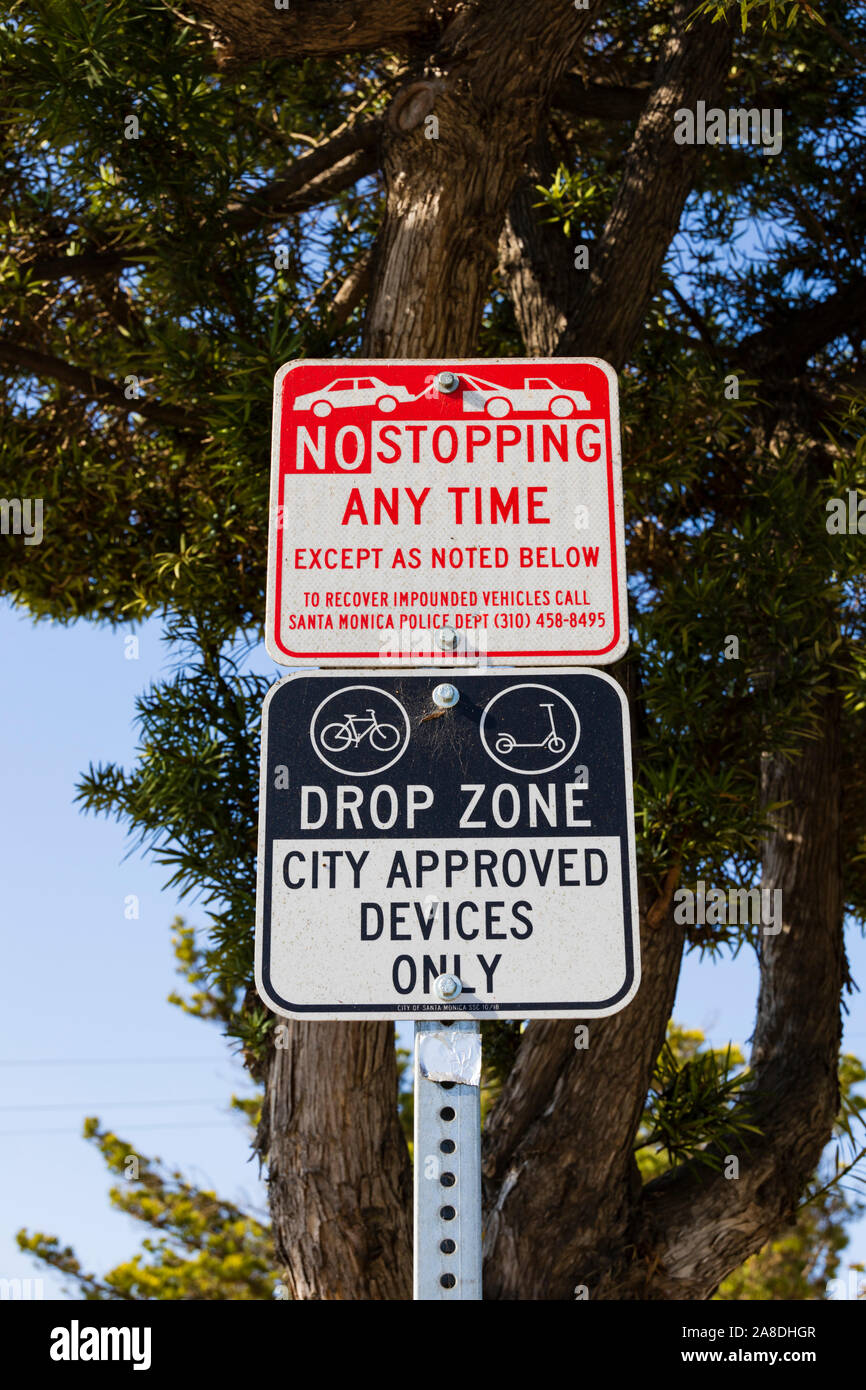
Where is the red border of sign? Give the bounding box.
[269,358,625,663]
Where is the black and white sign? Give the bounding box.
[255,669,639,1020]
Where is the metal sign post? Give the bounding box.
[413,1020,482,1300]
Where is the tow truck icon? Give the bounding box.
[460,374,590,418]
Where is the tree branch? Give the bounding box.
[739,276,866,378]
[552,77,651,122]
[0,341,201,434]
[22,121,384,281]
[483,899,687,1299]
[551,71,787,125]
[632,690,845,1297]
[186,0,436,64]
[497,134,582,357]
[363,0,599,355]
[328,245,374,334]
[556,3,735,368]
[668,282,722,361]
[225,120,381,232]
[25,248,143,282]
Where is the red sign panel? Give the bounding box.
[266,358,628,666]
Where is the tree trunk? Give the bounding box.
[631,693,846,1297]
[483,901,687,1299]
[497,137,580,358]
[363,3,598,355]
[484,690,845,1299]
[260,1020,412,1299]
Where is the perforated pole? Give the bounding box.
[413,1019,483,1300]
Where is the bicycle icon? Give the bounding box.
[494,703,567,756]
[310,685,411,776]
[320,708,402,754]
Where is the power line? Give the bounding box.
[0,1057,239,1066]
[0,1121,245,1137]
[0,1098,236,1112]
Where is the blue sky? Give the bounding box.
[1,600,863,1298]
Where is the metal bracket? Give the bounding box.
[413,1019,482,1300]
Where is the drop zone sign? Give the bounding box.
[266,358,628,667]
[255,669,640,1020]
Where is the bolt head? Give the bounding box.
[435,371,459,393]
[432,682,459,709]
[437,625,458,649]
[434,973,462,1001]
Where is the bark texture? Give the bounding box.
[557,3,733,367]
[632,696,845,1296]
[497,137,581,358]
[363,3,599,355]
[260,1020,412,1299]
[483,694,844,1299]
[483,904,687,1299]
[248,0,601,1299]
[188,0,436,63]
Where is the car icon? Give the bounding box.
[460,374,591,418]
[293,375,418,417]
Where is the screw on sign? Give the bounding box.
[265,358,628,667]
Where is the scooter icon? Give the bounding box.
[495,703,567,756]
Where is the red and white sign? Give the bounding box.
[266,358,628,667]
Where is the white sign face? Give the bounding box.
[265,358,628,667]
[255,669,640,1021]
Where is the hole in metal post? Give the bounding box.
[439,1205,456,1221]
[439,1106,456,1121]
[440,1239,456,1255]
[440,1172,456,1187]
[440,1273,457,1289]
[440,1139,456,1154]
[439,1080,456,1090]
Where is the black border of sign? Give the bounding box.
[255,669,640,1020]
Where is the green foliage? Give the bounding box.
[691,0,825,33]
[75,620,271,1053]
[17,919,273,1300]
[2,0,864,958]
[0,0,377,627]
[17,1120,275,1300]
[637,1026,758,1172]
[533,165,609,241]
[639,1027,866,1297]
